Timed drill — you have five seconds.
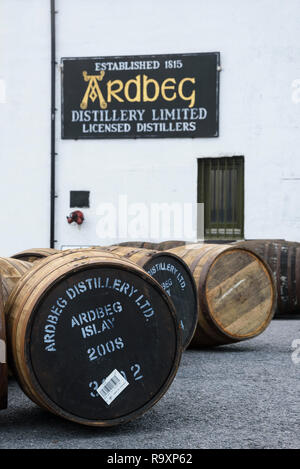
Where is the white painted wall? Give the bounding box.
[1,0,300,255]
[0,0,50,256]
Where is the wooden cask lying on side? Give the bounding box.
[4,250,181,426]
[12,248,59,263]
[0,258,33,304]
[157,241,188,250]
[102,246,198,350]
[233,240,300,317]
[0,258,34,380]
[117,240,187,250]
[169,244,276,347]
[117,241,158,249]
[0,277,7,410]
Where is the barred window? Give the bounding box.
[198,156,244,240]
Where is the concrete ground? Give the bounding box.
[0,320,299,449]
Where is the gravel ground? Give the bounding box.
[0,320,299,449]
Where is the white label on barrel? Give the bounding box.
[97,369,129,405]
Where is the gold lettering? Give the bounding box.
[178,77,195,108]
[80,71,107,109]
[124,75,141,102]
[143,75,160,102]
[80,72,197,107]
[107,80,124,103]
[161,78,177,102]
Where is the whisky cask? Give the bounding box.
[12,248,59,263]
[0,258,33,304]
[0,277,7,410]
[0,258,34,379]
[117,241,160,250]
[101,246,198,350]
[118,241,187,250]
[4,250,181,426]
[157,241,188,250]
[233,240,300,317]
[169,244,276,347]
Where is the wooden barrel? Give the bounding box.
[0,277,7,410]
[118,241,187,250]
[101,246,198,350]
[157,241,188,250]
[4,250,181,426]
[12,248,59,263]
[233,240,300,317]
[117,241,159,250]
[0,258,33,304]
[169,244,276,347]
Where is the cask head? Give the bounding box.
[7,250,181,426]
[170,244,276,346]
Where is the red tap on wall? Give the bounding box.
[67,210,84,225]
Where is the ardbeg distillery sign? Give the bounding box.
[61,53,220,139]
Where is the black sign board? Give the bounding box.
[62,53,220,139]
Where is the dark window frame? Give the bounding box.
[197,156,244,241]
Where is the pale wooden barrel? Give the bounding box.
[117,241,159,249]
[12,248,59,263]
[0,258,33,304]
[4,250,181,426]
[117,241,187,250]
[169,244,276,347]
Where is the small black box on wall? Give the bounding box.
[70,191,90,208]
